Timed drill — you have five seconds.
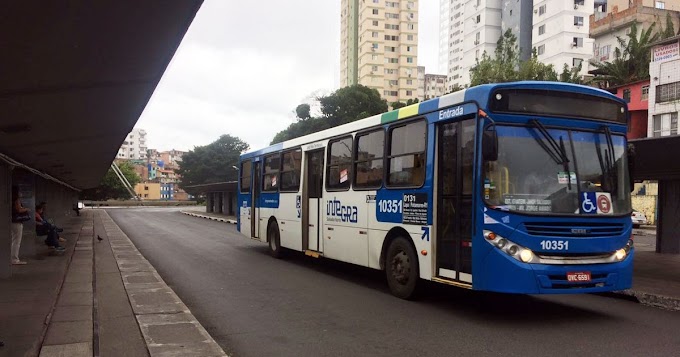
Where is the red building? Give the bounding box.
[606,79,650,139]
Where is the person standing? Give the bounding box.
[10,186,29,265]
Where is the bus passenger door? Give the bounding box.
[251,161,261,239]
[435,119,475,284]
[302,149,324,252]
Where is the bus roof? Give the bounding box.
[241,81,625,159]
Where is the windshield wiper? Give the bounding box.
[600,126,618,192]
[530,120,572,189]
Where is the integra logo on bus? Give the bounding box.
[438,106,465,120]
[326,198,358,223]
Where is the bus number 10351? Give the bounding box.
[378,199,402,214]
[540,240,569,250]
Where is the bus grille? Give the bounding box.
[522,222,625,238]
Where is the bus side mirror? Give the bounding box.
[627,143,636,192]
[482,129,498,162]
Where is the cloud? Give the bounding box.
[137,0,439,152]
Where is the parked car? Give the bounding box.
[631,210,648,228]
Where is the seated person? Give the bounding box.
[38,202,64,235]
[35,203,65,251]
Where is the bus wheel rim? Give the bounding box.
[390,250,410,285]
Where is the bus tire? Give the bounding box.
[385,236,420,300]
[268,221,283,259]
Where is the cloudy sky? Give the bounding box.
[136,0,440,152]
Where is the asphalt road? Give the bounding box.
[107,207,680,357]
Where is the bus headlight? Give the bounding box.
[520,249,534,263]
[614,248,627,261]
[484,230,536,264]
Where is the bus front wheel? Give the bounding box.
[268,222,283,259]
[385,237,420,300]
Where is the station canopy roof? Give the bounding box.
[0,1,203,189]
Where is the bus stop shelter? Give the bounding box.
[185,181,238,217]
[0,1,203,277]
[630,136,680,254]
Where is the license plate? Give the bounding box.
[566,271,591,282]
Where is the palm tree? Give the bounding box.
[590,23,660,87]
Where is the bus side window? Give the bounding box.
[262,153,280,192]
[280,149,302,192]
[387,120,426,188]
[327,136,353,191]
[240,160,252,193]
[354,129,384,189]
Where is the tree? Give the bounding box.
[391,98,419,109]
[80,161,141,200]
[318,84,388,127]
[391,101,407,109]
[176,134,249,190]
[590,22,659,87]
[559,63,584,84]
[271,85,387,144]
[469,30,581,86]
[661,13,676,39]
[295,104,311,120]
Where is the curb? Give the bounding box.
[612,289,680,311]
[632,229,656,236]
[99,210,229,356]
[181,211,237,225]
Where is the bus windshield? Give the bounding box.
[484,125,631,215]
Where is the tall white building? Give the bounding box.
[532,0,594,76]
[461,0,503,86]
[441,0,599,89]
[444,0,469,90]
[438,0,451,75]
[117,128,147,160]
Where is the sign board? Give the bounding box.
[653,42,679,62]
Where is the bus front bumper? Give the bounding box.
[475,248,634,294]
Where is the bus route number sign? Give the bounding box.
[402,193,428,225]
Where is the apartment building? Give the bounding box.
[590,0,680,73]
[649,35,680,138]
[502,0,534,61]
[423,74,447,100]
[417,66,426,100]
[442,0,602,89]
[532,0,594,77]
[116,128,147,160]
[438,0,451,75]
[341,0,420,103]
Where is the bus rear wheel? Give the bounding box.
[268,222,283,259]
[385,236,420,300]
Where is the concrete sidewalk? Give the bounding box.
[616,251,680,311]
[0,209,227,357]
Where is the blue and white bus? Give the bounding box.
[237,81,634,299]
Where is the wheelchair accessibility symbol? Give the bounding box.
[581,192,613,215]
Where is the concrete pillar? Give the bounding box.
[220,192,226,214]
[13,169,37,260]
[231,192,237,216]
[206,193,213,213]
[0,163,11,278]
[657,179,680,254]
